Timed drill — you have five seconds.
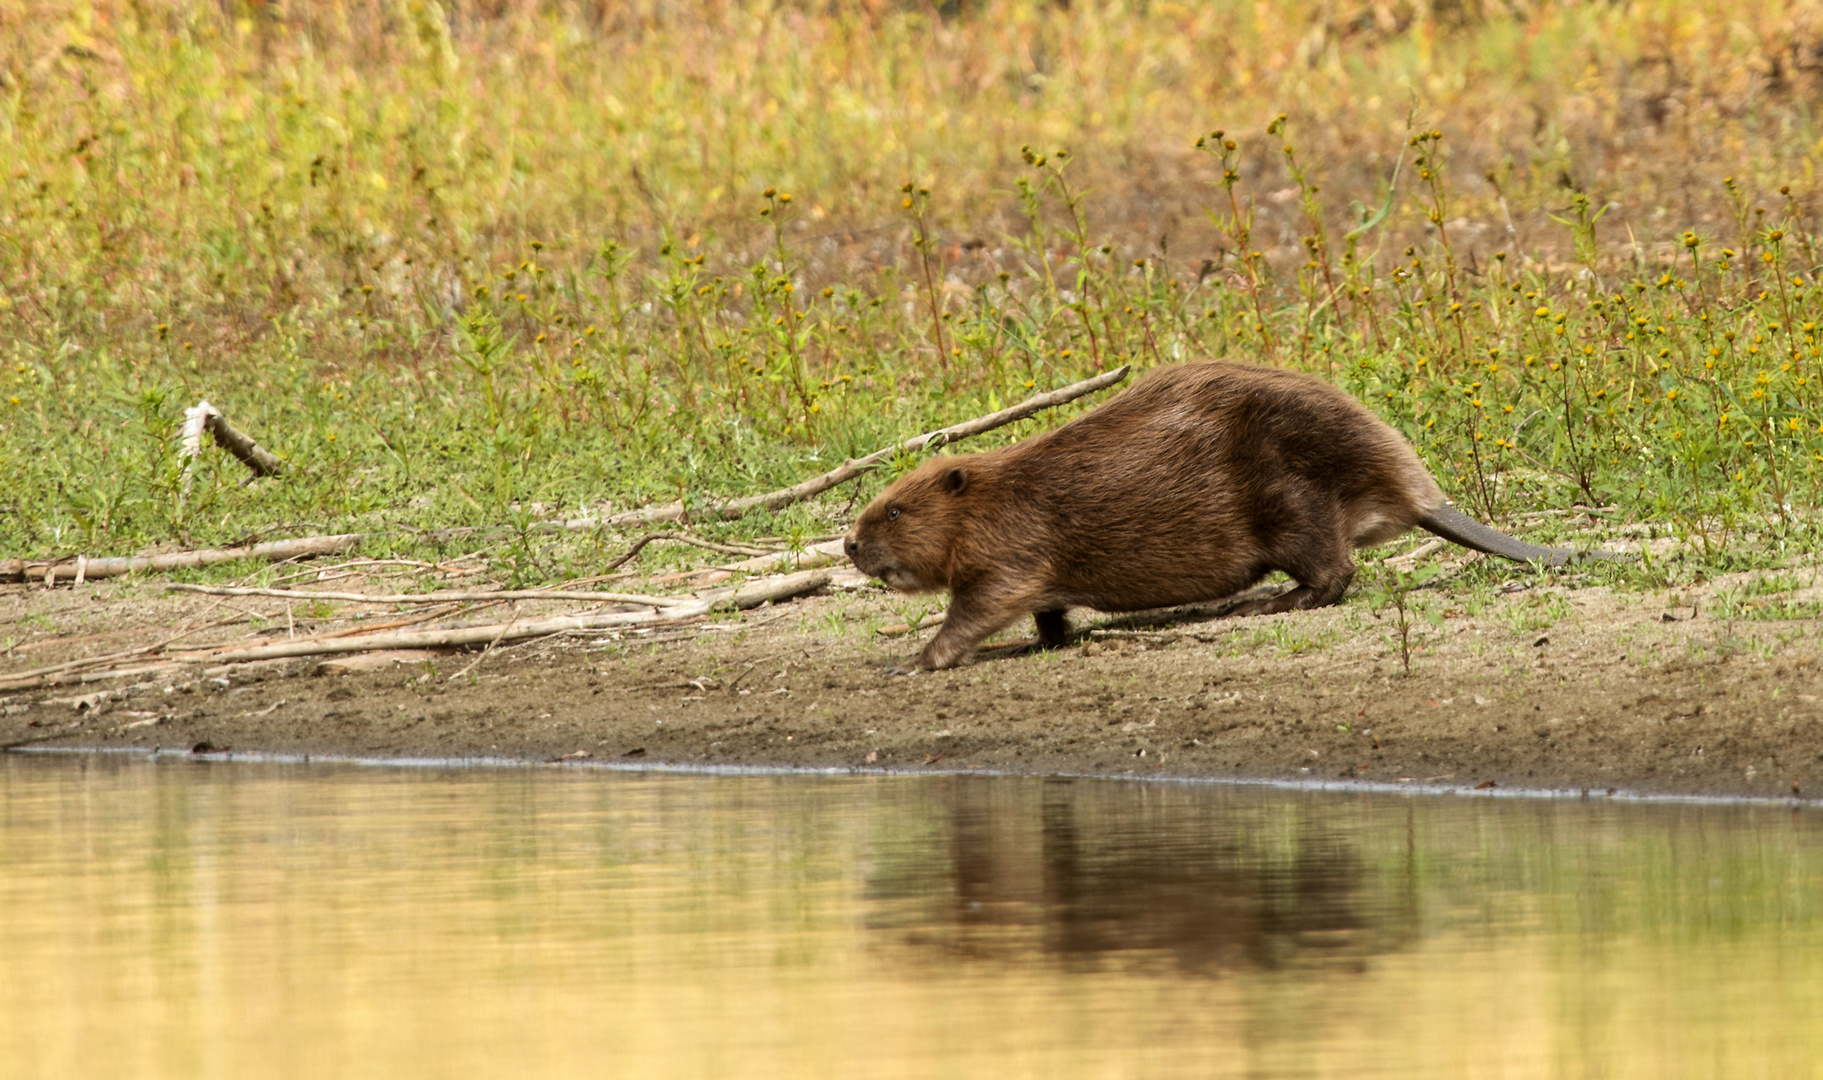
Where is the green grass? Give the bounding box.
[6,1,1823,584]
[1713,571,1823,621]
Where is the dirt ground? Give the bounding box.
[4,556,1823,801]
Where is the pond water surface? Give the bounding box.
[1,754,1820,1079]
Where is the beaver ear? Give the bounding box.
[940,467,968,495]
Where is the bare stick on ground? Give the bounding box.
[166,584,698,608]
[602,532,779,572]
[583,366,1131,528]
[3,534,366,584]
[0,571,831,688]
[161,570,832,665]
[4,367,1128,583]
[0,603,485,693]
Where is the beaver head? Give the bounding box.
[844,456,977,593]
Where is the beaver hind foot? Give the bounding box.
[1034,609,1070,648]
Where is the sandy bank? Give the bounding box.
[6,566,1822,801]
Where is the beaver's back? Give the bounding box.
[970,362,1443,611]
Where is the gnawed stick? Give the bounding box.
[207,412,284,476]
[182,400,284,478]
[166,584,697,608]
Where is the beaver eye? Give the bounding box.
[887,507,901,521]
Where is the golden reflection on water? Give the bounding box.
[1,755,1820,1080]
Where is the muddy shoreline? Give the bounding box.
[5,567,1823,801]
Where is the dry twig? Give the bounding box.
[163,569,829,665]
[3,534,366,585]
[3,364,1122,587]
[601,531,777,571]
[579,366,1131,528]
[5,368,1125,583]
[166,583,695,608]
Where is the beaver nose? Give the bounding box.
[843,535,859,561]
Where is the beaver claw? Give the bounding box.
[883,663,918,676]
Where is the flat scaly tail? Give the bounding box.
[1417,505,1623,567]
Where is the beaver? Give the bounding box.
[845,360,1616,671]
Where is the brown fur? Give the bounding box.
[845,361,1504,671]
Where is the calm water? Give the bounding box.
[2,756,1820,1079]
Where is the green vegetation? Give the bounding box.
[5,1,1823,581]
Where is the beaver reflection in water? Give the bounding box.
[845,361,1614,672]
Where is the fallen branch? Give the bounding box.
[4,368,1127,583]
[165,583,697,608]
[162,569,831,665]
[655,539,851,586]
[1,643,171,688]
[0,661,187,695]
[274,603,482,645]
[0,571,825,691]
[0,603,483,692]
[602,531,779,571]
[4,534,365,584]
[582,366,1130,527]
[0,600,255,689]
